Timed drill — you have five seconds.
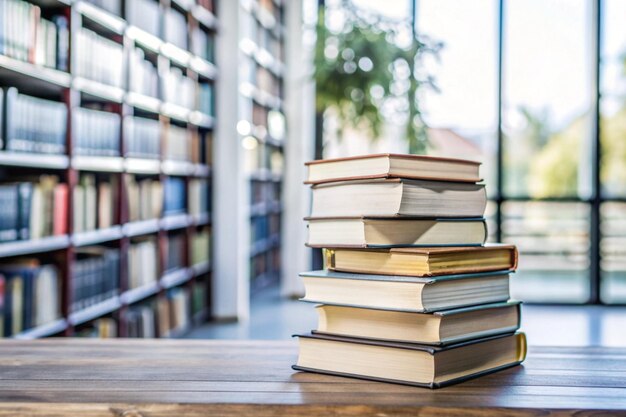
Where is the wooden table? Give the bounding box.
[0,339,624,416]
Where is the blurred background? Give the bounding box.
[0,0,624,345]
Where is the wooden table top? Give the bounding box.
[0,339,624,416]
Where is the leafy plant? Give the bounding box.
[314,0,440,153]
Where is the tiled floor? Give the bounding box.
[186,286,626,347]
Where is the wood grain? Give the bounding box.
[0,339,624,416]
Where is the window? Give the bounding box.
[413,0,625,304]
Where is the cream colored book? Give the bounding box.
[293,332,527,388]
[314,301,521,345]
[305,154,481,184]
[310,179,487,218]
[300,270,511,312]
[306,217,487,247]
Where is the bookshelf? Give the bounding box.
[0,0,216,338]
[239,0,286,293]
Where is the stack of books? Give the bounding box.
[293,154,527,388]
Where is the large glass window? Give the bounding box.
[417,0,498,195]
[503,0,592,199]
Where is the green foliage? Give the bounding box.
[314,1,439,153]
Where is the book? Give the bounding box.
[2,87,67,155]
[293,332,526,388]
[310,179,486,218]
[314,301,521,345]
[74,28,123,88]
[305,154,481,185]
[325,245,518,277]
[128,238,158,290]
[73,107,121,157]
[300,270,510,312]
[124,116,161,159]
[306,217,487,248]
[53,183,68,235]
[0,261,60,336]
[71,248,120,312]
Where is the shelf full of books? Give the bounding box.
[0,0,216,338]
[238,0,286,292]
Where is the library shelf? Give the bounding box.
[250,233,280,257]
[0,152,69,170]
[0,0,217,340]
[161,43,192,68]
[0,235,70,258]
[250,201,280,218]
[240,0,280,33]
[160,268,193,290]
[123,219,161,238]
[12,319,69,340]
[68,296,122,327]
[190,57,218,80]
[126,26,163,54]
[171,0,192,12]
[249,169,282,182]
[189,111,215,129]
[162,160,195,176]
[71,226,124,247]
[71,155,125,172]
[191,212,211,227]
[72,77,125,103]
[239,39,285,77]
[125,158,161,175]
[239,82,282,110]
[192,164,212,178]
[160,102,191,124]
[125,92,162,114]
[160,214,192,231]
[74,0,126,36]
[0,54,71,91]
[192,5,219,30]
[191,261,211,277]
[120,282,161,306]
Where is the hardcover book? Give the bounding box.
[293,332,527,388]
[300,269,511,312]
[310,179,486,218]
[305,153,481,184]
[325,244,518,277]
[314,301,521,345]
[306,217,487,248]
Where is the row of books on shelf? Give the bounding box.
[250,246,280,282]
[162,67,215,115]
[250,213,279,246]
[241,57,282,97]
[241,11,283,55]
[71,247,120,313]
[78,280,207,338]
[75,28,124,88]
[0,174,208,243]
[251,180,281,206]
[0,88,67,154]
[73,175,117,233]
[1,88,212,160]
[0,261,61,337]
[0,0,69,71]
[129,47,159,98]
[0,176,67,242]
[0,227,210,337]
